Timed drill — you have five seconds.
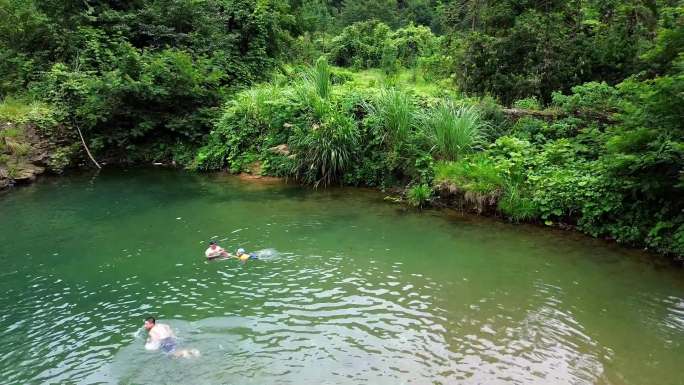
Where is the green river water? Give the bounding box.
[0,168,682,385]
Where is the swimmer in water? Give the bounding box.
[205,241,231,260]
[235,248,258,262]
[143,317,200,358]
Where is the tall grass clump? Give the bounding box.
[291,111,359,187]
[497,182,538,222]
[306,56,331,100]
[233,84,284,127]
[425,102,486,161]
[296,57,333,121]
[370,88,416,148]
[294,83,330,121]
[406,183,432,208]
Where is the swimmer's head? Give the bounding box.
[144,316,156,331]
[209,241,217,248]
[237,248,245,255]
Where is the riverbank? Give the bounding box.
[1,63,681,260]
[3,156,682,265]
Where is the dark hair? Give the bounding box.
[209,241,216,245]
[145,316,155,324]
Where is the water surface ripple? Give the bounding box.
[0,169,682,385]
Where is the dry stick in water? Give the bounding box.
[75,122,101,169]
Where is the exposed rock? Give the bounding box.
[268,144,290,156]
[245,160,262,175]
[12,163,45,184]
[0,168,9,190]
[0,121,66,191]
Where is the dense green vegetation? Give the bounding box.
[1,0,682,257]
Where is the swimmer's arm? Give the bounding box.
[144,335,159,350]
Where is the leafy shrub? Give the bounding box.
[380,39,400,76]
[261,152,296,177]
[193,83,299,171]
[48,144,79,173]
[551,82,620,113]
[391,24,440,67]
[406,184,432,208]
[417,54,451,82]
[413,153,435,184]
[488,136,533,183]
[513,97,541,110]
[510,117,547,142]
[327,21,441,71]
[328,21,391,68]
[426,102,485,161]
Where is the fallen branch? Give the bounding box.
[502,108,616,124]
[75,122,101,169]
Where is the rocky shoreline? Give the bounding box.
[0,123,55,190]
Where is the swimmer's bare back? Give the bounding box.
[146,323,200,358]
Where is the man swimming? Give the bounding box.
[205,240,231,260]
[143,317,200,358]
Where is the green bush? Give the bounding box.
[552,82,620,113]
[513,97,542,110]
[328,21,391,68]
[48,144,79,173]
